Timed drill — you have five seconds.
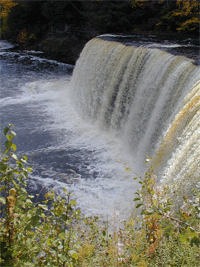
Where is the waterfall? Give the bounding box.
[70,37,200,194]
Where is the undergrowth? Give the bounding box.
[0,125,199,266]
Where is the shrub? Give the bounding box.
[0,125,82,266]
[0,125,199,266]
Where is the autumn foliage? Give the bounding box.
[1,0,199,48]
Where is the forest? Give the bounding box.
[1,0,199,64]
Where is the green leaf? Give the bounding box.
[133,198,140,201]
[59,232,66,240]
[136,203,143,209]
[75,209,81,216]
[11,153,18,160]
[21,188,27,194]
[69,250,79,259]
[6,134,14,141]
[38,204,48,211]
[12,180,19,189]
[5,140,12,149]
[10,130,16,137]
[70,200,76,206]
[27,167,32,173]
[26,199,33,204]
[187,228,197,239]
[4,127,10,135]
[24,224,31,231]
[179,233,189,244]
[0,196,6,204]
[0,162,7,172]
[190,236,200,247]
[23,156,28,161]
[141,210,154,215]
[0,185,7,191]
[35,210,41,216]
[31,215,40,227]
[21,158,27,164]
[47,238,52,246]
[58,244,63,250]
[11,143,17,151]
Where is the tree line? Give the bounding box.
[1,0,199,49]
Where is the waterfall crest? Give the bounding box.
[70,38,200,191]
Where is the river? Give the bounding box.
[0,34,199,220]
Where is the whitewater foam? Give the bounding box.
[70,38,200,192]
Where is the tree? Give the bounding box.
[157,0,199,34]
[0,0,18,36]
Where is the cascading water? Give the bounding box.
[70,38,200,194]
[1,36,199,220]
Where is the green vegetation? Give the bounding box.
[156,0,199,33]
[1,125,199,266]
[1,0,199,47]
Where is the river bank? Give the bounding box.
[6,27,199,66]
[6,27,97,65]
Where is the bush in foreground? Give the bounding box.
[0,125,199,266]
